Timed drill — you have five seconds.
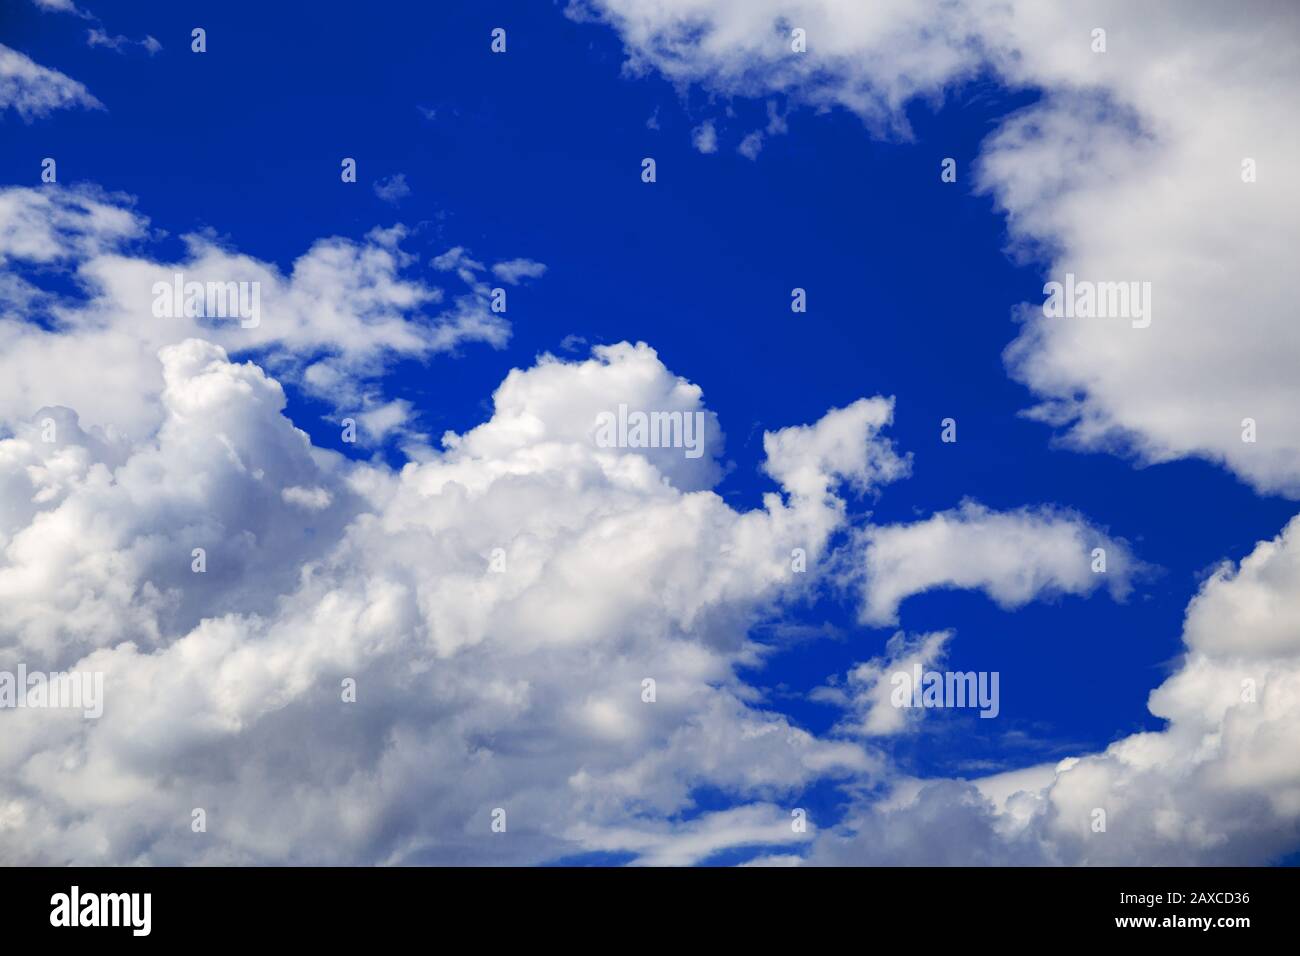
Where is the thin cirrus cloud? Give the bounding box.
[31,0,160,53]
[86,29,163,56]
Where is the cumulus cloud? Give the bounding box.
[857,501,1136,626]
[762,397,908,499]
[441,340,735,492]
[0,306,1155,863]
[0,341,360,666]
[0,295,911,862]
[0,44,102,119]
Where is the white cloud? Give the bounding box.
[737,131,763,160]
[0,44,102,119]
[353,398,413,443]
[86,30,143,54]
[814,630,952,736]
[762,397,908,500]
[30,0,89,16]
[281,485,333,511]
[0,319,903,863]
[440,340,736,493]
[431,245,487,287]
[491,258,547,284]
[372,173,411,205]
[691,119,718,154]
[1183,528,1300,660]
[567,803,811,866]
[34,0,159,52]
[857,501,1136,626]
[740,852,804,866]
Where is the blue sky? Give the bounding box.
[2,0,1298,866]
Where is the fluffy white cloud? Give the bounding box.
[0,341,361,666]
[0,326,903,863]
[762,397,908,499]
[0,312,1173,863]
[0,44,101,119]
[857,501,1136,626]
[441,340,728,493]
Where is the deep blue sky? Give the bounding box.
[4,0,1294,849]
